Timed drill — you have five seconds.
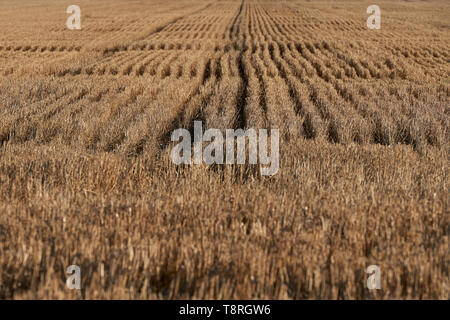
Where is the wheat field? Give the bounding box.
[0,0,448,299]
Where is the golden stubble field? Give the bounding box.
[0,0,448,299]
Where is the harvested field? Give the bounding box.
[0,0,448,299]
